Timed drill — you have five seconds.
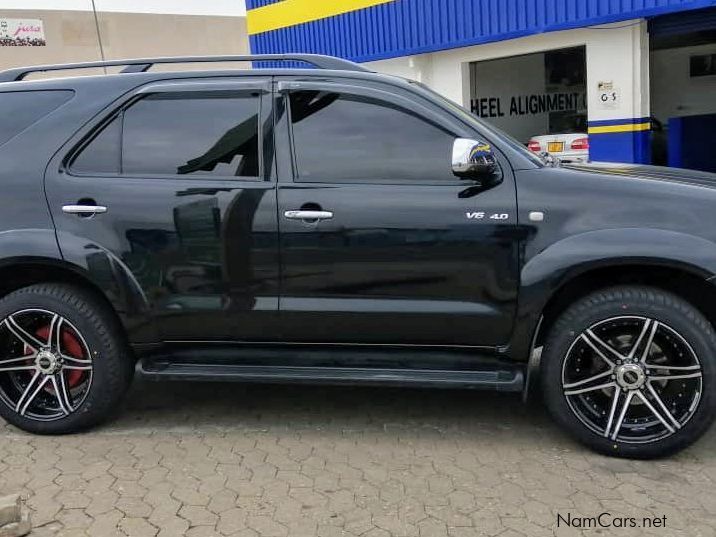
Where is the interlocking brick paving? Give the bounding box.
[1,378,715,536]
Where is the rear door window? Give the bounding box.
[70,90,261,178]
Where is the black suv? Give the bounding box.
[1,54,715,459]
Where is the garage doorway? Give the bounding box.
[649,7,716,171]
[468,46,588,162]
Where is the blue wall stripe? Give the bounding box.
[588,117,651,126]
[247,0,716,62]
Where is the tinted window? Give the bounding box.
[71,90,261,178]
[122,92,260,177]
[71,115,121,174]
[289,91,456,183]
[0,90,73,146]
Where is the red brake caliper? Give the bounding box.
[32,325,85,388]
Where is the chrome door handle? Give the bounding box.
[62,205,108,215]
[284,210,333,220]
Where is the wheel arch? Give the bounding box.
[518,229,716,355]
[0,255,119,316]
[535,262,716,350]
[515,228,716,399]
[0,255,155,347]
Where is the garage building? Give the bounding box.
[246,0,716,170]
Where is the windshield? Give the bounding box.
[408,80,545,167]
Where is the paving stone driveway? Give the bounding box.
[1,378,715,537]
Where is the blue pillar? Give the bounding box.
[588,118,652,164]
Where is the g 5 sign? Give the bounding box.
[597,81,620,110]
[598,90,620,109]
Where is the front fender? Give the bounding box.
[523,228,716,291]
[511,228,716,361]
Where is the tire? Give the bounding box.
[541,285,716,459]
[0,283,133,434]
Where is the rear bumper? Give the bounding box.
[551,150,589,163]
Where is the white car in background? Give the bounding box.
[528,133,589,163]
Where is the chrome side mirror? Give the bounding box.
[452,138,498,180]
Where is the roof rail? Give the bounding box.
[0,54,371,83]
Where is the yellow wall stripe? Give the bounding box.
[247,0,395,35]
[588,122,651,134]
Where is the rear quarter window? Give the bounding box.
[0,90,74,146]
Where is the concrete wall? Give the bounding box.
[0,2,248,73]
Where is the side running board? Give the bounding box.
[138,360,524,392]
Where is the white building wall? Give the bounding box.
[367,20,650,125]
[0,1,248,71]
[2,0,246,16]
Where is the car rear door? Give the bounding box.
[45,77,281,343]
[275,78,519,347]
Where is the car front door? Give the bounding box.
[275,79,519,347]
[45,77,281,343]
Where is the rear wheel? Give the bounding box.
[541,286,716,458]
[0,283,133,434]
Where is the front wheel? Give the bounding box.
[541,286,716,458]
[0,283,133,434]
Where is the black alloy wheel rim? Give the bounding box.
[0,309,93,421]
[562,316,702,444]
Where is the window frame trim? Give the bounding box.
[64,79,272,182]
